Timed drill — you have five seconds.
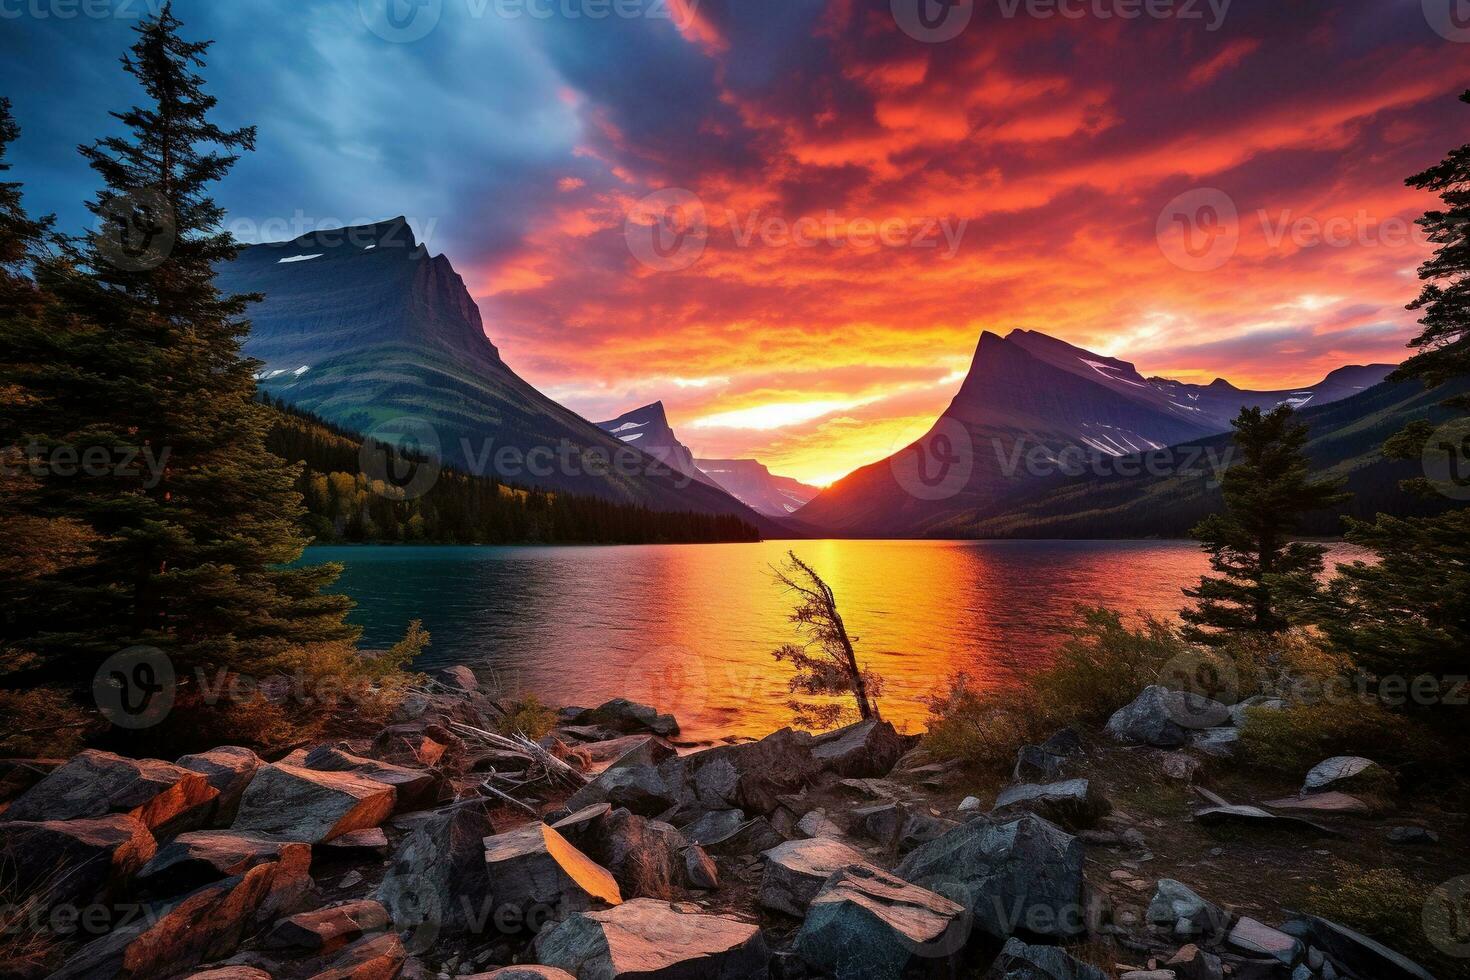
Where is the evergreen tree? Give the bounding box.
[4,6,360,687]
[1181,405,1347,644]
[1315,90,1470,682]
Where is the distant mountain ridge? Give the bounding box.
[217,218,777,530]
[695,458,820,517]
[792,328,1393,537]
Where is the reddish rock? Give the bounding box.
[535,898,767,979]
[810,720,909,778]
[305,932,407,980]
[759,837,869,917]
[303,745,439,812]
[482,822,622,917]
[231,763,395,843]
[176,747,262,825]
[139,830,309,898]
[0,750,217,835]
[264,899,390,954]
[0,814,156,906]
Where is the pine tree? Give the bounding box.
[771,552,883,728]
[1315,90,1470,682]
[1181,405,1348,645]
[5,6,360,689]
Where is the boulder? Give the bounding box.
[898,812,961,852]
[482,822,621,917]
[572,699,680,738]
[985,936,1107,979]
[665,727,820,816]
[0,814,156,906]
[992,779,1111,830]
[758,837,869,917]
[809,720,908,778]
[595,735,679,773]
[0,750,217,835]
[549,803,614,846]
[1013,745,1066,784]
[176,747,262,826]
[264,899,390,954]
[438,665,479,692]
[1146,880,1230,941]
[1281,913,1435,980]
[852,802,906,846]
[305,932,406,980]
[565,764,679,818]
[678,809,746,846]
[378,802,496,937]
[794,864,968,980]
[895,814,1086,941]
[51,852,309,979]
[535,898,767,979]
[303,745,439,812]
[1039,728,1082,756]
[1301,756,1390,795]
[1227,917,1303,966]
[700,816,785,856]
[682,845,719,890]
[138,830,307,898]
[1165,944,1225,980]
[796,809,844,839]
[1106,687,1230,748]
[231,763,396,844]
[577,808,687,901]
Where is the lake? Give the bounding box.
[301,539,1369,742]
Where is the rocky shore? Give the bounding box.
[0,669,1456,980]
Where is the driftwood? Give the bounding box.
[448,720,588,792]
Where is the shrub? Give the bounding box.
[1237,700,1434,776]
[0,688,91,758]
[499,694,558,740]
[1303,866,1470,979]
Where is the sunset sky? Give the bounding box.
[3,0,1466,485]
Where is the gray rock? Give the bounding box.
[263,899,389,954]
[1263,793,1371,816]
[1106,687,1230,747]
[1040,728,1083,756]
[663,727,821,816]
[481,822,622,917]
[796,809,844,839]
[984,936,1106,979]
[176,747,262,826]
[472,970,576,980]
[898,811,961,852]
[1227,696,1286,728]
[302,744,439,811]
[992,779,1111,830]
[682,844,719,890]
[1188,728,1240,759]
[577,808,687,901]
[679,808,747,846]
[231,763,396,844]
[572,698,680,738]
[0,749,217,834]
[1165,943,1224,980]
[895,814,1086,941]
[1302,756,1389,795]
[1161,753,1202,782]
[600,735,679,773]
[565,763,679,818]
[701,816,785,856]
[1387,825,1439,845]
[438,665,478,692]
[1228,917,1304,966]
[0,814,157,907]
[1146,880,1230,942]
[810,719,908,778]
[794,864,968,980]
[852,802,906,846]
[378,803,495,935]
[139,830,307,898]
[1013,745,1066,783]
[1281,913,1436,980]
[958,796,983,813]
[534,898,768,979]
[758,837,869,917]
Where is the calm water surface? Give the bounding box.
[302,540,1369,741]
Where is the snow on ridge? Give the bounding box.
[619,432,645,442]
[1080,358,1147,388]
[277,253,323,264]
[608,421,648,433]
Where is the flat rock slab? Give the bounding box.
[1228,916,1304,966]
[809,719,908,778]
[1,749,217,833]
[139,830,307,897]
[759,837,869,917]
[534,897,767,980]
[1302,756,1387,794]
[177,747,262,825]
[483,822,622,915]
[1194,804,1340,837]
[1263,792,1371,816]
[794,864,968,980]
[322,826,391,854]
[264,899,389,954]
[1284,913,1436,980]
[0,813,157,905]
[992,778,1111,830]
[985,936,1107,979]
[232,763,396,844]
[468,970,577,980]
[303,745,438,811]
[304,932,405,980]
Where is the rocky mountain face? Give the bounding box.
[695,458,820,517]
[217,218,773,527]
[594,402,716,489]
[791,329,1393,537]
